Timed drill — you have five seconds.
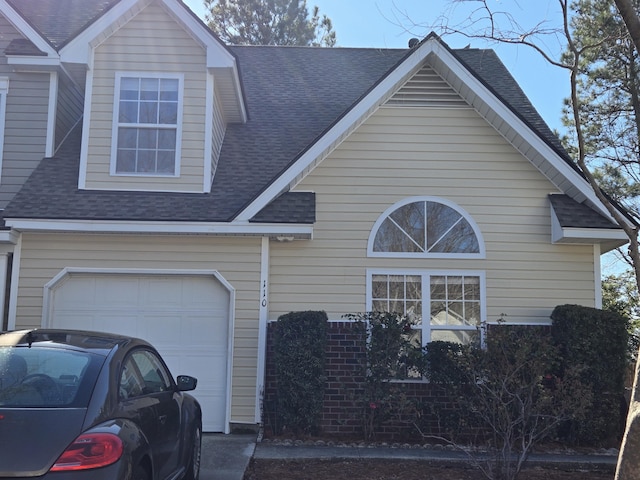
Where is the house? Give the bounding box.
[0,0,632,434]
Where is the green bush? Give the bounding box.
[422,340,467,384]
[551,304,629,445]
[420,324,591,480]
[344,311,423,440]
[274,310,327,435]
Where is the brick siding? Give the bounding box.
[263,321,460,442]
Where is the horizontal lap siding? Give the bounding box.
[86,2,207,192]
[2,73,49,206]
[269,107,595,324]
[15,233,262,423]
[0,16,50,207]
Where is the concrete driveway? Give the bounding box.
[200,433,257,480]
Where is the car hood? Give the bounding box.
[0,408,86,477]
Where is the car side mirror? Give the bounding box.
[176,375,197,392]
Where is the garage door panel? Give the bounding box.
[143,278,184,306]
[49,274,230,432]
[56,278,97,305]
[183,279,230,305]
[96,278,141,306]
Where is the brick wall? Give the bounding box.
[263,321,458,441]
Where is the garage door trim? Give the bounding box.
[42,267,236,433]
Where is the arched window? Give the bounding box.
[366,198,486,379]
[368,197,484,258]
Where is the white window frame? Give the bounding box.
[366,269,487,348]
[110,72,183,177]
[0,77,9,183]
[367,196,486,259]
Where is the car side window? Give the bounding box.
[119,358,145,400]
[119,350,172,400]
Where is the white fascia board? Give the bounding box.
[6,56,60,67]
[59,0,142,64]
[235,40,437,221]
[203,72,214,193]
[555,227,628,243]
[4,218,313,236]
[222,60,247,123]
[0,229,20,245]
[0,0,58,57]
[45,72,57,157]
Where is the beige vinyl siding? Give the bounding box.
[86,2,208,192]
[0,16,51,208]
[1,71,49,207]
[15,233,263,423]
[269,106,595,325]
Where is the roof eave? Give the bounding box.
[6,55,60,69]
[4,218,313,237]
[551,226,628,253]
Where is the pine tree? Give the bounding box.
[205,0,336,46]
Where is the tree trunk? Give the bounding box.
[614,0,640,54]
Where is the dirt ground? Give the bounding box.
[242,458,614,480]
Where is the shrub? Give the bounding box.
[344,311,423,440]
[273,310,327,435]
[551,304,629,445]
[420,324,591,480]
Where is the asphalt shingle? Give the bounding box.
[549,194,619,229]
[6,0,120,49]
[1,0,613,228]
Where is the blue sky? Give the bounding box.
[183,0,571,134]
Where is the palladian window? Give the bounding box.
[369,197,483,258]
[367,198,486,379]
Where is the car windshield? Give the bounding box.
[0,346,97,408]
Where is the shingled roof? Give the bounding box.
[6,0,120,50]
[0,0,621,229]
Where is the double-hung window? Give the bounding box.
[113,74,183,176]
[370,271,484,346]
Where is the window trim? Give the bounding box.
[366,268,487,347]
[367,196,486,259]
[110,72,184,177]
[0,77,9,184]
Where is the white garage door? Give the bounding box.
[47,273,231,432]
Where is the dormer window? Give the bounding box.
[111,73,183,176]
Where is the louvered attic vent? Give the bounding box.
[386,65,469,108]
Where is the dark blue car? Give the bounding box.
[0,329,202,479]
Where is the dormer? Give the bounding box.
[58,0,246,193]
